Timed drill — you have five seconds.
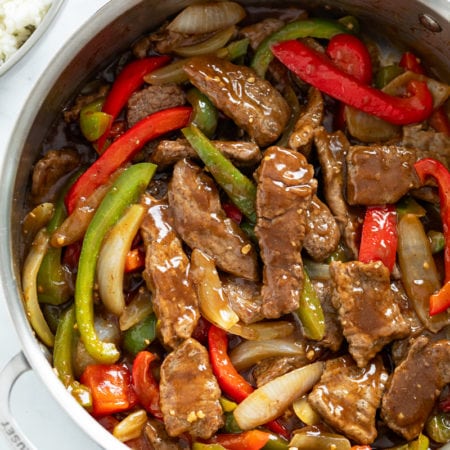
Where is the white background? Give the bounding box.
[0,0,109,448]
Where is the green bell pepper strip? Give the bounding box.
[182,124,257,224]
[53,305,92,409]
[272,39,434,126]
[122,312,157,356]
[65,106,192,215]
[425,413,450,443]
[75,163,156,364]
[186,87,218,138]
[297,268,325,341]
[37,171,82,305]
[79,98,112,143]
[251,18,347,78]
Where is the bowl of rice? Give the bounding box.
[0,0,65,76]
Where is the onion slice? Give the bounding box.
[97,204,145,316]
[22,228,55,347]
[190,248,239,330]
[230,338,306,371]
[233,361,324,430]
[174,26,236,57]
[167,2,246,35]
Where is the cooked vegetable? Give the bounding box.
[96,55,170,151]
[272,39,434,125]
[112,409,147,442]
[186,87,218,138]
[297,268,325,340]
[251,18,346,77]
[289,428,351,450]
[182,124,257,223]
[358,205,398,272]
[79,98,112,143]
[22,228,54,347]
[97,203,145,316]
[80,363,138,416]
[65,106,191,214]
[122,313,157,355]
[414,158,450,315]
[233,361,324,430]
[75,163,156,364]
[166,1,246,34]
[209,430,271,450]
[119,288,153,331]
[425,412,450,443]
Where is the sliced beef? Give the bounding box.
[160,338,223,439]
[308,355,389,444]
[31,148,81,204]
[140,195,199,349]
[311,279,343,352]
[330,260,409,368]
[303,195,340,262]
[183,56,290,147]
[381,336,450,441]
[314,127,362,259]
[346,144,420,206]
[168,158,258,280]
[240,18,285,50]
[152,138,262,169]
[253,354,310,388]
[289,87,324,156]
[255,146,317,318]
[221,274,263,324]
[403,123,450,168]
[143,419,188,449]
[127,84,186,127]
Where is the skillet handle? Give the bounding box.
[0,352,37,450]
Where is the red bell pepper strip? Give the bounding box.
[358,205,398,272]
[326,33,372,84]
[80,363,138,416]
[96,55,171,151]
[124,247,145,273]
[414,158,450,315]
[208,325,253,403]
[271,39,433,126]
[210,430,271,450]
[65,106,192,214]
[132,351,163,419]
[399,51,426,75]
[208,325,290,440]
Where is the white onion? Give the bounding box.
[119,287,153,331]
[113,409,148,442]
[97,204,145,316]
[22,228,54,347]
[289,430,351,450]
[190,248,239,330]
[233,361,324,430]
[167,1,246,34]
[230,338,306,371]
[174,25,236,57]
[22,202,54,247]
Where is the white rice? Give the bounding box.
[0,0,52,66]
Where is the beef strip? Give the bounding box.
[239,18,285,50]
[346,144,420,206]
[381,336,450,441]
[289,87,324,156]
[152,138,262,169]
[330,260,410,368]
[311,279,343,352]
[140,195,199,349]
[159,338,224,439]
[127,84,186,127]
[221,274,263,324]
[314,127,362,259]
[308,355,389,444]
[303,195,340,262]
[183,55,290,147]
[168,158,258,280]
[255,146,317,318]
[31,148,81,204]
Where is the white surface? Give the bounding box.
[0,1,109,449]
